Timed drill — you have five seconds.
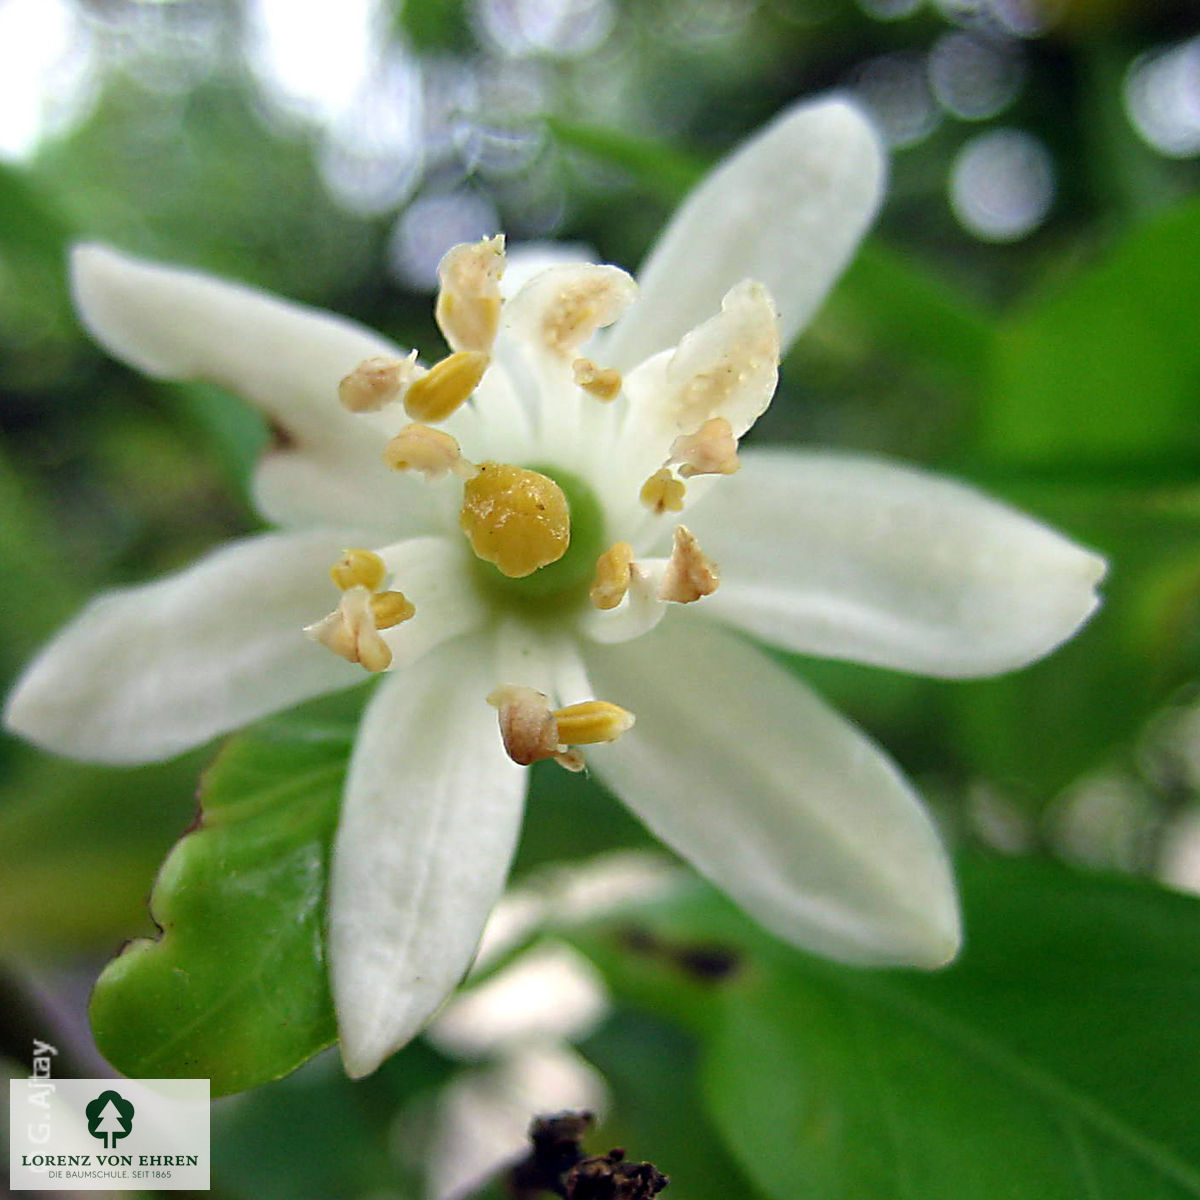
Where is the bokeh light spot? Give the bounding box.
[950,128,1055,241]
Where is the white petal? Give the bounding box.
[583,617,961,968]
[73,244,399,444]
[72,244,415,527]
[329,637,527,1078]
[253,447,444,536]
[3,530,368,764]
[604,97,885,371]
[689,449,1107,678]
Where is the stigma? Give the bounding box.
[460,463,571,578]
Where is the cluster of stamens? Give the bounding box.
[304,549,415,673]
[313,234,761,771]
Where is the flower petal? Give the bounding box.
[73,244,398,444]
[689,449,1107,678]
[329,636,527,1078]
[3,530,369,763]
[604,96,885,370]
[583,617,961,968]
[71,245,432,531]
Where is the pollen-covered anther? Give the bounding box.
[460,462,570,578]
[639,468,686,515]
[659,525,720,604]
[330,548,387,592]
[553,700,636,746]
[572,357,622,402]
[403,351,490,424]
[435,235,505,355]
[590,541,634,610]
[370,590,416,629]
[338,352,419,413]
[384,423,475,480]
[669,416,740,478]
[304,585,393,673]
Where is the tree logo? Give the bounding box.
[85,1089,135,1149]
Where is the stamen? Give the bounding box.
[590,541,634,610]
[486,684,559,767]
[435,235,505,355]
[305,585,393,673]
[487,685,635,771]
[669,416,740,478]
[659,526,720,604]
[460,462,570,578]
[639,468,686,515]
[403,351,490,424]
[384,423,475,480]
[370,590,416,628]
[553,700,636,745]
[330,548,386,592]
[338,352,420,413]
[573,357,622,402]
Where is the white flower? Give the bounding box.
[3,98,1105,1078]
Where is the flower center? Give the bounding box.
[467,463,606,604]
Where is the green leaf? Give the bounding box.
[547,117,706,205]
[984,197,1200,469]
[567,857,1200,1199]
[89,710,355,1095]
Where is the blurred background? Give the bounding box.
[2,0,1200,1196]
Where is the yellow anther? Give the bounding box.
[338,352,419,413]
[553,700,636,746]
[590,541,634,610]
[460,462,570,578]
[487,684,559,766]
[572,357,622,402]
[403,351,490,424]
[305,586,393,674]
[370,590,416,629]
[330,548,386,592]
[659,525,720,604]
[639,468,686,515]
[669,416,740,478]
[384,423,474,480]
[435,235,505,355]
